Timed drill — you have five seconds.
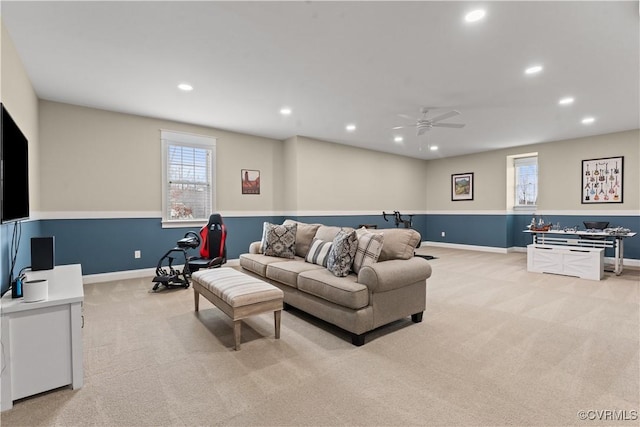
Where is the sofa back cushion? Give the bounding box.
[283,219,321,258]
[314,225,355,242]
[263,222,297,259]
[369,228,421,261]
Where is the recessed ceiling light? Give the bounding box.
[280,107,292,115]
[430,145,439,151]
[177,83,193,91]
[465,9,486,23]
[394,136,403,143]
[525,65,543,75]
[558,97,574,105]
[346,124,356,132]
[582,117,595,124]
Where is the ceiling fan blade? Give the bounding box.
[429,110,460,123]
[393,124,417,129]
[397,113,415,120]
[432,122,465,128]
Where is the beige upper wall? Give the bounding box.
[38,101,284,213]
[292,136,428,212]
[425,129,640,212]
[1,21,40,212]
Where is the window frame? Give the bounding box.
[513,155,538,210]
[160,130,216,228]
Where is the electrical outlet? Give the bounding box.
[441,231,446,237]
[134,250,141,259]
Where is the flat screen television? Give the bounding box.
[1,103,30,223]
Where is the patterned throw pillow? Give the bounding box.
[305,238,333,267]
[263,222,297,259]
[326,229,358,277]
[352,229,384,274]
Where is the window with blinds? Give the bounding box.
[514,156,538,206]
[161,130,216,224]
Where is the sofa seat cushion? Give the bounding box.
[239,253,288,277]
[298,269,369,310]
[266,260,324,289]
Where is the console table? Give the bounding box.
[524,230,636,276]
[0,264,84,411]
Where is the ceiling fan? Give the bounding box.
[393,107,465,136]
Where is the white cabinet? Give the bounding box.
[527,244,603,280]
[1,264,84,411]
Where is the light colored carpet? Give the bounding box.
[1,247,638,426]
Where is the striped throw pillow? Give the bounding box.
[305,238,333,267]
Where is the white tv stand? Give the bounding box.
[1,264,84,411]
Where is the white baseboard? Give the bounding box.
[83,267,159,284]
[424,242,640,269]
[423,241,508,254]
[82,259,241,284]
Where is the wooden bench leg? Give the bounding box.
[274,310,281,339]
[234,320,242,351]
[194,289,200,311]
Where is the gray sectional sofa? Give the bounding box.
[239,220,432,345]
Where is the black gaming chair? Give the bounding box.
[187,213,227,274]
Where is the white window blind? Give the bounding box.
[161,130,216,224]
[514,156,538,206]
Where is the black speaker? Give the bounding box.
[31,236,55,271]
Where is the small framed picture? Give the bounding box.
[241,169,260,194]
[451,172,474,201]
[581,156,623,204]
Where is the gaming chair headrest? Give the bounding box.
[208,213,223,225]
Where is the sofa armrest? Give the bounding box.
[249,241,262,254]
[358,257,432,293]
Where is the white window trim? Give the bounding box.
[506,152,538,212]
[160,130,216,228]
[514,155,538,209]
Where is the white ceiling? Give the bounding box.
[2,1,639,160]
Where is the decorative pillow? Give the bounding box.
[263,222,297,259]
[326,229,358,277]
[305,238,333,267]
[352,229,384,274]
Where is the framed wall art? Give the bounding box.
[241,169,260,194]
[581,156,623,204]
[451,172,474,201]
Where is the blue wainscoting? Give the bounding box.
[0,220,42,294]
[424,214,508,248]
[1,213,636,284]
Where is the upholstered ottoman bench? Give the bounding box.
[191,267,284,350]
